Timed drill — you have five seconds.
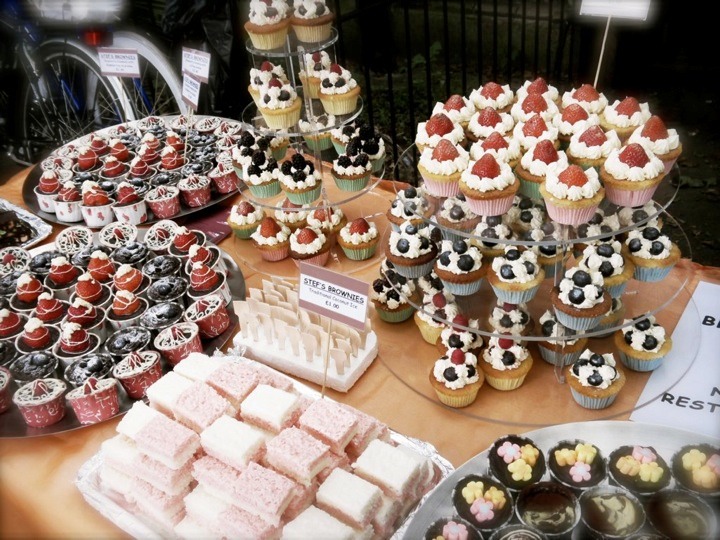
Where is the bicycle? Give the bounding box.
[0,0,185,165]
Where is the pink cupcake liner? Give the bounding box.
[603,184,658,208]
[422,176,461,198]
[193,305,231,338]
[117,359,162,399]
[544,200,600,226]
[292,250,330,267]
[464,193,515,216]
[158,332,202,366]
[662,158,678,176]
[258,245,290,262]
[67,383,120,425]
[17,398,66,428]
[210,172,239,194]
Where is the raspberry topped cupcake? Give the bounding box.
[291,0,334,43]
[540,163,604,226]
[459,153,519,216]
[429,349,484,408]
[553,102,601,149]
[600,142,666,207]
[417,139,470,197]
[415,290,459,344]
[566,125,621,172]
[466,107,515,143]
[628,115,683,175]
[488,246,544,304]
[468,81,515,113]
[551,267,611,331]
[481,336,534,391]
[257,78,302,130]
[561,83,608,115]
[415,112,465,153]
[300,50,331,99]
[602,95,653,139]
[487,301,534,342]
[279,153,322,203]
[432,94,475,131]
[624,226,681,282]
[514,139,570,199]
[248,60,288,105]
[436,194,481,242]
[289,227,330,267]
[614,315,672,372]
[318,63,360,116]
[385,221,438,279]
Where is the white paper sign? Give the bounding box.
[630,281,720,439]
[182,47,211,83]
[182,73,201,110]
[298,263,369,330]
[97,48,140,78]
[580,0,651,20]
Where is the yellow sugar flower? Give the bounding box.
[554,448,577,467]
[616,456,641,476]
[462,480,485,504]
[692,466,719,489]
[508,458,533,482]
[484,486,507,510]
[575,443,597,464]
[682,449,707,471]
[639,462,664,483]
[520,444,539,466]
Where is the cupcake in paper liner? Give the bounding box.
[434,238,485,297]
[0,366,12,414]
[299,114,335,152]
[337,218,379,261]
[625,226,681,283]
[278,152,320,203]
[250,217,291,262]
[178,174,212,208]
[551,267,610,332]
[184,294,230,339]
[415,291,459,345]
[244,0,291,50]
[614,314,672,372]
[459,154,519,217]
[289,227,331,268]
[145,186,181,219]
[318,63,361,116]
[600,141,665,207]
[539,163,604,227]
[487,245,544,304]
[112,350,162,399]
[154,322,202,366]
[258,80,302,129]
[54,181,83,223]
[536,311,587,366]
[428,349,484,408]
[332,148,372,192]
[65,376,119,425]
[628,115,683,176]
[12,378,67,428]
[370,269,418,324]
[577,241,634,299]
[417,139,469,198]
[384,221,438,280]
[480,336,533,391]
[566,349,625,410]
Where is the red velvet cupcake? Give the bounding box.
[153,322,202,366]
[178,174,212,207]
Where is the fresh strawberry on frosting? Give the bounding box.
[480,82,504,99]
[21,317,51,349]
[258,216,282,238]
[532,139,560,165]
[48,256,80,286]
[75,273,104,303]
[172,227,199,252]
[15,273,44,303]
[59,322,91,354]
[113,264,144,293]
[34,292,66,322]
[81,181,111,206]
[115,182,141,205]
[109,139,129,161]
[57,182,81,202]
[561,103,590,125]
[481,131,510,152]
[424,113,455,137]
[190,262,219,292]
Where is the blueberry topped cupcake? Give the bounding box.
[435,194,481,242]
[471,214,515,260]
[566,349,625,409]
[429,349,484,408]
[436,313,484,355]
[617,201,661,233]
[488,246,544,304]
[488,434,546,492]
[487,301,533,341]
[506,196,546,236]
[578,241,634,299]
[385,221,438,279]
[614,315,672,372]
[386,185,434,230]
[370,268,418,323]
[551,267,610,332]
[434,239,485,296]
[480,336,534,391]
[607,445,672,498]
[625,226,681,283]
[536,310,587,366]
[417,268,445,297]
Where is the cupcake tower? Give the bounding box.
[0,221,236,430]
[38,115,246,227]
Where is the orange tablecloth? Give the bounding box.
[1,166,718,538]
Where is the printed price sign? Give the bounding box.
[182,73,201,110]
[580,0,651,20]
[97,48,140,78]
[182,47,211,83]
[298,263,369,330]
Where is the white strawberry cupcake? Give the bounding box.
[289,226,330,267]
[515,76,560,106]
[250,216,291,262]
[417,139,470,197]
[514,139,570,199]
[468,131,522,168]
[468,81,515,113]
[600,143,666,207]
[466,107,515,143]
[415,112,466,152]
[459,153,519,216]
[566,125,621,172]
[599,96,652,142]
[337,217,379,261]
[510,92,559,123]
[539,163,604,226]
[628,115,683,175]
[561,83,609,115]
[512,113,560,152]
[553,103,601,149]
[432,94,475,131]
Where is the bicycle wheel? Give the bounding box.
[19,38,133,163]
[112,31,186,119]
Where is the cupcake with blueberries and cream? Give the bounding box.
[244,0,291,51]
[566,349,625,410]
[470,214,515,260]
[536,310,588,366]
[290,0,334,43]
[578,241,634,299]
[414,290,459,345]
[436,313,483,356]
[318,63,360,116]
[386,186,434,231]
[370,268,418,324]
[435,194,481,243]
[506,196,546,237]
[248,60,288,106]
[384,221,438,279]
[480,335,534,391]
[486,302,534,343]
[614,315,672,372]
[551,267,610,332]
[434,239,485,297]
[300,51,331,99]
[429,348,484,408]
[624,226,681,282]
[257,78,302,130]
[488,246,544,304]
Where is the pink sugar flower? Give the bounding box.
[498,441,521,464]
[442,521,469,540]
[470,499,495,523]
[632,446,656,464]
[707,454,720,475]
[569,461,592,483]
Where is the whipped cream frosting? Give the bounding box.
[293,0,329,19]
[489,302,531,335]
[617,202,660,229]
[491,246,540,284]
[628,126,681,155]
[389,187,430,219]
[482,336,530,370]
[431,97,475,125]
[468,135,522,162]
[519,145,569,176]
[603,100,651,128]
[561,89,608,114]
[259,83,298,110]
[307,207,344,230]
[279,167,321,189]
[418,144,469,175]
[370,274,414,309]
[436,239,483,275]
[318,67,357,95]
[512,120,559,150]
[621,315,666,353]
[460,158,515,192]
[507,197,546,231]
[433,352,480,390]
[544,162,602,201]
[539,310,579,345]
[558,267,605,309]
[416,293,459,327]
[250,222,290,246]
[299,114,335,133]
[439,318,483,351]
[275,203,309,224]
[290,228,326,254]
[249,64,287,90]
[439,196,476,224]
[229,203,264,225]
[603,147,665,181]
[580,241,625,277]
[339,222,378,244]
[415,120,465,147]
[553,112,601,136]
[248,0,289,25]
[472,215,514,249]
[516,80,560,102]
[568,129,621,160]
[332,156,371,176]
[303,51,331,75]
[510,96,560,123]
[467,110,515,139]
[468,83,514,110]
[388,224,433,258]
[625,228,672,260]
[571,349,619,389]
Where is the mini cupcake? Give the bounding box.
[8,351,58,385]
[614,315,672,372]
[274,198,309,232]
[144,220,177,254]
[298,113,335,152]
[468,81,515,114]
[158,146,184,172]
[561,83,608,115]
[337,217,380,261]
[63,353,114,387]
[278,153,321,203]
[169,227,205,258]
[578,241,634,299]
[75,146,100,172]
[607,444,672,498]
[414,291,459,345]
[105,326,152,361]
[145,185,181,219]
[111,241,149,269]
[73,273,112,308]
[35,170,61,213]
[515,481,580,538]
[0,309,25,341]
[178,174,212,208]
[64,298,106,336]
[31,292,68,327]
[98,155,128,182]
[45,256,81,299]
[466,106,515,143]
[80,181,115,228]
[112,350,163,399]
[113,264,149,296]
[480,335,534,391]
[289,226,331,267]
[300,50,331,99]
[207,160,239,194]
[250,216,291,262]
[600,96,651,143]
[415,112,466,153]
[536,310,588,366]
[573,208,620,254]
[10,272,46,312]
[511,114,559,153]
[510,92,559,124]
[429,349,484,408]
[370,270,418,323]
[184,294,230,339]
[506,196,546,237]
[468,131,522,167]
[452,474,513,533]
[106,290,148,331]
[625,226,681,282]
[516,76,560,105]
[291,0,334,42]
[385,221,438,279]
[487,302,533,342]
[514,139,570,199]
[628,115,683,175]
[434,239,485,296]
[54,181,83,223]
[306,205,347,246]
[579,485,645,539]
[540,163,604,226]
[566,125,621,173]
[547,440,607,492]
[332,146,373,192]
[552,102,601,150]
[12,378,67,428]
[65,376,119,425]
[488,434,546,492]
[488,246,544,304]
[386,185,435,231]
[154,322,202,366]
[432,94,476,132]
[551,267,610,331]
[15,317,59,355]
[435,194,481,243]
[459,153,519,216]
[417,139,469,198]
[318,63,361,116]
[244,0,291,50]
[257,79,302,130]
[566,349,625,409]
[593,297,626,337]
[329,120,357,155]
[470,214,515,260]
[671,444,720,499]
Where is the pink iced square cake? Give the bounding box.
[200,415,267,471]
[296,399,359,454]
[240,384,301,433]
[172,381,234,433]
[264,426,332,486]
